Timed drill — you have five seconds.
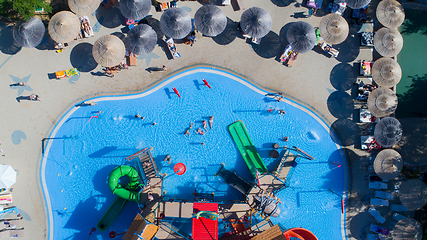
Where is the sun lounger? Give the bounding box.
[392,212,406,221]
[286,51,298,67]
[326,0,347,15]
[0,207,19,220]
[319,42,339,58]
[79,16,94,38]
[280,45,293,63]
[368,207,386,224]
[369,224,389,235]
[361,136,381,150]
[390,204,409,212]
[166,38,181,59]
[370,198,389,207]
[55,68,80,79]
[369,182,387,190]
[252,37,261,45]
[360,109,378,123]
[8,228,25,238]
[0,194,12,205]
[222,0,231,5]
[0,219,21,230]
[366,233,386,240]
[360,60,373,76]
[307,0,324,9]
[375,191,394,200]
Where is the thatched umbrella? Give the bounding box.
[68,0,101,16]
[376,0,405,29]
[374,27,403,57]
[373,149,402,180]
[13,17,45,48]
[194,5,227,37]
[319,13,349,44]
[160,8,192,39]
[119,0,151,20]
[48,11,81,43]
[372,57,402,88]
[367,87,398,117]
[374,117,402,148]
[346,0,371,9]
[92,35,126,67]
[399,179,427,211]
[393,218,422,240]
[287,21,316,53]
[124,24,157,56]
[240,7,272,39]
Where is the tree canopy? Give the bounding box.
[0,0,52,21]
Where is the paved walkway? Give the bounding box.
[0,0,390,239]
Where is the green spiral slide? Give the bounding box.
[97,165,142,231]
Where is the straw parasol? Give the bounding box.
[374,117,402,148]
[346,0,371,9]
[48,11,81,43]
[13,17,45,48]
[393,218,422,240]
[376,0,405,29]
[125,24,157,57]
[160,8,192,39]
[319,14,349,44]
[194,5,227,37]
[286,21,316,54]
[240,7,272,39]
[119,0,151,21]
[92,35,126,67]
[68,0,101,16]
[372,57,402,88]
[399,179,427,211]
[367,87,398,117]
[0,165,16,189]
[373,149,403,180]
[374,27,403,57]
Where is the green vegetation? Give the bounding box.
[0,0,52,21]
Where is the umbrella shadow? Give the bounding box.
[110,31,126,41]
[141,17,164,41]
[330,62,358,91]
[330,118,360,146]
[270,0,296,7]
[251,31,282,59]
[327,91,354,119]
[96,4,126,29]
[212,17,239,45]
[35,30,56,51]
[197,0,223,6]
[0,25,21,55]
[275,23,293,62]
[334,33,360,63]
[349,212,373,240]
[70,42,98,72]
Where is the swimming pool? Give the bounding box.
[40,66,348,240]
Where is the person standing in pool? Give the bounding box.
[202,120,207,131]
[209,116,214,129]
[184,122,194,137]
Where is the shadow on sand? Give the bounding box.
[70,42,98,72]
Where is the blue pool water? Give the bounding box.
[41,67,348,240]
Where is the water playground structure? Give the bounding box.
[94,120,324,239]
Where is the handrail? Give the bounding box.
[126,148,148,161]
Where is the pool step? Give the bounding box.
[138,154,157,179]
[156,221,191,239]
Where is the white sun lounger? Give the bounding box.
[0,194,12,205]
[0,219,21,230]
[369,182,387,189]
[370,198,389,207]
[390,204,409,212]
[375,191,394,200]
[0,228,24,238]
[166,38,181,59]
[366,233,386,240]
[392,212,406,222]
[369,207,386,224]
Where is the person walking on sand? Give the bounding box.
[209,116,214,129]
[162,65,167,71]
[202,120,207,131]
[30,94,41,101]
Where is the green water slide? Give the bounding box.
[97,165,143,231]
[228,121,267,178]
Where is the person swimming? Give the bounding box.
[202,120,207,130]
[209,116,214,129]
[196,128,204,135]
[184,122,194,137]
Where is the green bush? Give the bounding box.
[0,0,52,20]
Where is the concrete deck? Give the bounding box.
[0,0,421,239]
